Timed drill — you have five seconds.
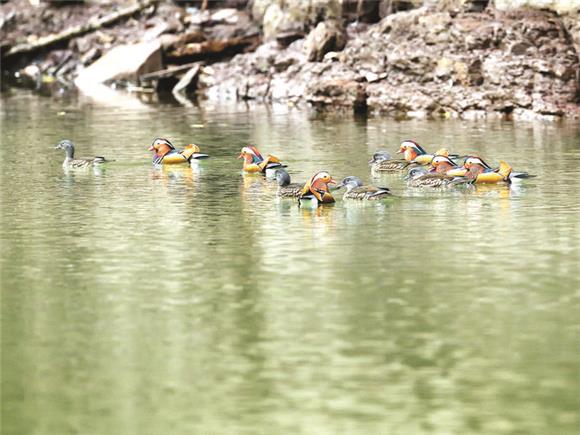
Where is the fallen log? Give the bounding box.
[166,34,260,62]
[3,0,156,59]
[139,61,202,81]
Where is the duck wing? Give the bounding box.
[373,160,411,172]
[278,183,304,198]
[346,185,391,200]
[93,156,114,163]
[410,173,454,188]
[68,159,94,169]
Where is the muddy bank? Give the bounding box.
[1,0,579,120]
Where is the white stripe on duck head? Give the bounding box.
[238,145,264,164]
[397,140,428,162]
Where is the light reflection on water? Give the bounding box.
[1,92,580,434]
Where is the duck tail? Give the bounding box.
[511,171,535,179]
[259,155,282,171]
[449,177,467,186]
[498,160,513,180]
[181,144,201,160]
[94,156,114,163]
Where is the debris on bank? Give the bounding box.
[1,0,578,120]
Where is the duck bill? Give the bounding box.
[237,153,244,159]
[328,178,337,185]
[148,145,155,151]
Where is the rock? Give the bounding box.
[509,41,528,55]
[258,0,342,40]
[342,0,381,22]
[307,78,367,109]
[142,23,170,42]
[172,64,201,94]
[276,30,307,48]
[75,40,162,88]
[304,20,346,62]
[379,0,423,18]
[493,0,579,14]
[210,9,241,25]
[194,4,578,119]
[262,4,302,41]
[80,47,101,65]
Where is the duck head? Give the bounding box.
[275,168,291,187]
[238,145,264,164]
[405,167,428,180]
[149,138,176,159]
[54,139,75,158]
[462,156,492,180]
[430,155,458,173]
[463,156,493,170]
[368,151,391,164]
[336,176,364,192]
[397,140,427,162]
[301,171,337,201]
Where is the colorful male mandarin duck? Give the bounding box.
[149,138,209,165]
[55,139,113,169]
[430,155,467,177]
[463,157,513,184]
[238,145,283,176]
[397,140,459,165]
[275,169,304,198]
[336,176,393,200]
[299,171,337,206]
[368,151,414,173]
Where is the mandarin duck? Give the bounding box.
[368,151,415,173]
[336,176,393,200]
[55,139,113,169]
[238,145,284,176]
[148,138,209,165]
[275,169,305,198]
[461,156,534,183]
[463,157,516,184]
[299,171,336,206]
[405,167,466,188]
[429,155,467,177]
[397,140,460,165]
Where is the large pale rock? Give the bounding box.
[304,20,346,62]
[75,40,162,88]
[493,0,579,14]
[258,0,342,40]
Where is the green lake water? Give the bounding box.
[1,92,580,434]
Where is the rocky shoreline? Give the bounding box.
[1,0,579,120]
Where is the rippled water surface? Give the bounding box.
[2,92,580,434]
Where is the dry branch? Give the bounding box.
[3,0,156,59]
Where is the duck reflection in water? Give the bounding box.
[150,165,199,191]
